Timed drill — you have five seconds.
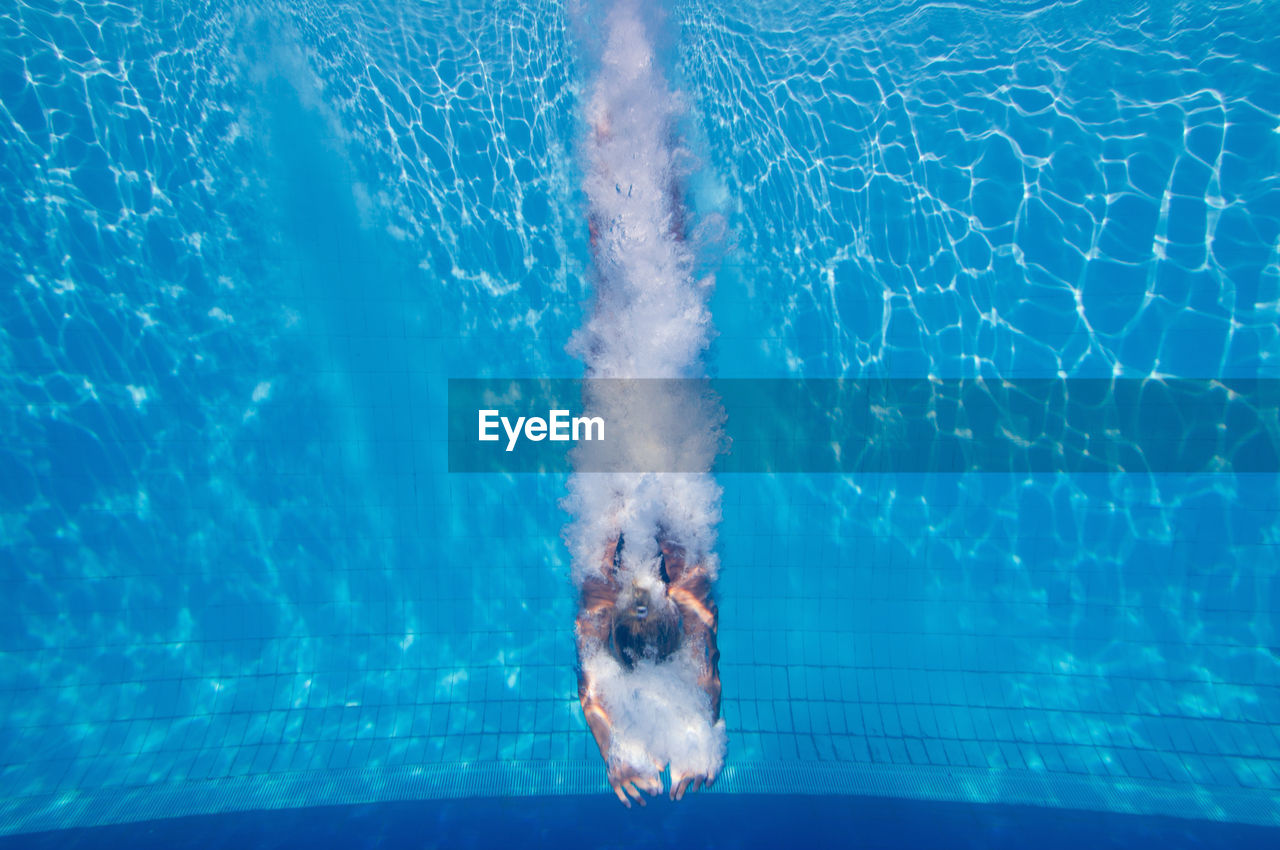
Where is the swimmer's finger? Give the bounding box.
[673,776,692,800]
[611,782,632,808]
[630,782,649,806]
[623,780,646,807]
[692,776,704,793]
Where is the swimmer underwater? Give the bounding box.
[575,532,722,807]
[570,4,724,806]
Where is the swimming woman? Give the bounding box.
[575,532,722,806]
[569,3,724,805]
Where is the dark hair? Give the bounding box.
[612,610,680,669]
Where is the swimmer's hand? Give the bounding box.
[608,762,661,808]
[669,767,715,801]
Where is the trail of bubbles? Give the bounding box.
[562,0,726,788]
[564,0,721,575]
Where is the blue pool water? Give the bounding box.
[2,0,1279,845]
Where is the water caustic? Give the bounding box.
[681,0,1280,380]
[1,0,1279,837]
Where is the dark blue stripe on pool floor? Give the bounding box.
[1,795,1277,849]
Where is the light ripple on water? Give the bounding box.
[0,0,1278,825]
[679,0,1279,379]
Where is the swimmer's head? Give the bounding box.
[612,580,679,669]
[631,585,651,621]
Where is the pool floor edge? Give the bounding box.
[1,760,1277,837]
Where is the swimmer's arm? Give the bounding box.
[578,538,621,636]
[661,544,722,720]
[581,686,612,756]
[575,628,613,762]
[662,549,722,799]
[575,572,618,761]
[687,596,721,720]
